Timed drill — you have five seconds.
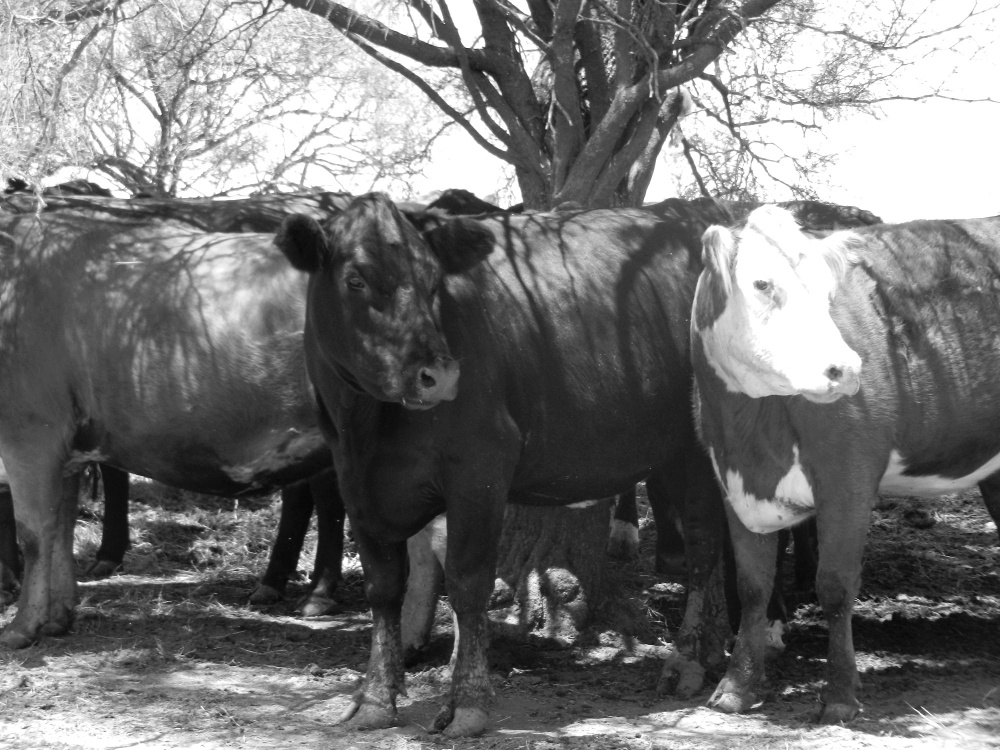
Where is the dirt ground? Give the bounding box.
[0,487,998,750]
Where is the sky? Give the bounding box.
[822,97,1000,223]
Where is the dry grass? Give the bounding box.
[74,476,312,583]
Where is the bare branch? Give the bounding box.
[344,31,507,164]
[681,136,711,197]
[279,0,496,70]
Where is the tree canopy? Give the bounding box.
[3,1,996,204]
[281,0,1000,209]
[0,0,451,196]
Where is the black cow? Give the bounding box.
[0,208,346,648]
[277,194,725,737]
[691,206,1000,723]
[275,192,881,737]
[0,190,355,615]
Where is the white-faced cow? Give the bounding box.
[691,205,1000,723]
[275,192,882,737]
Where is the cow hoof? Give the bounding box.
[656,653,705,699]
[249,584,284,606]
[297,592,338,618]
[435,706,488,738]
[707,686,759,714]
[337,699,396,729]
[0,627,35,650]
[818,700,860,724]
[85,559,123,579]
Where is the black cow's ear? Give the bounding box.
[421,217,495,274]
[275,214,329,273]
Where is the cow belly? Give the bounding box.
[713,446,815,534]
[101,428,329,495]
[879,448,1000,496]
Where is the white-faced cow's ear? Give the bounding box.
[422,217,495,274]
[693,225,735,331]
[816,230,862,297]
[701,225,734,297]
[275,214,329,273]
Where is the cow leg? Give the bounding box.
[608,487,640,560]
[433,492,506,738]
[813,496,873,724]
[250,478,314,606]
[792,519,819,595]
[299,468,344,617]
[0,442,79,649]
[765,528,791,652]
[401,514,446,656]
[0,489,22,606]
[648,476,687,575]
[87,465,130,578]
[708,503,778,714]
[337,526,407,729]
[764,519,820,652]
[657,446,729,700]
[978,473,1000,545]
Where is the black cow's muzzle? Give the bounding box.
[401,356,460,410]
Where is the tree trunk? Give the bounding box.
[489,499,612,645]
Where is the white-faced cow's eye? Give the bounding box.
[347,275,366,291]
[752,279,772,294]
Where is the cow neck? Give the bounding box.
[332,361,366,395]
[695,339,799,500]
[328,377,383,503]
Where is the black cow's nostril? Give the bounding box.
[419,368,437,389]
[825,365,843,381]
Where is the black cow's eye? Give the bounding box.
[753,279,771,293]
[347,276,366,291]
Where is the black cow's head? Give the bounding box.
[277,192,493,410]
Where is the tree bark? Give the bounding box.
[489,499,613,645]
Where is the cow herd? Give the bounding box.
[0,184,997,737]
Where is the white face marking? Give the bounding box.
[879,448,1000,496]
[697,207,862,402]
[723,446,815,534]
